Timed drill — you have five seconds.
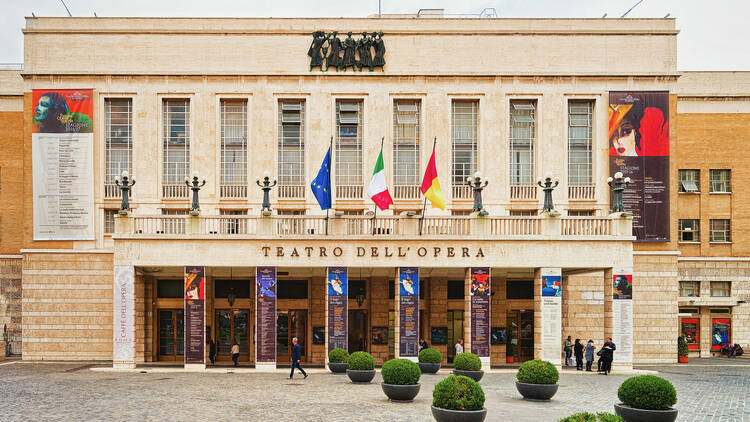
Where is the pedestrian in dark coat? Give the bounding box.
[208,338,216,366]
[574,339,584,370]
[585,340,595,371]
[599,337,616,375]
[289,337,308,379]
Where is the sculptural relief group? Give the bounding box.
[308,31,386,72]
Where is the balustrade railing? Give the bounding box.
[393,184,421,200]
[568,185,596,201]
[162,184,189,199]
[278,184,306,199]
[561,217,612,236]
[452,185,473,200]
[202,216,256,235]
[104,183,122,199]
[220,184,248,199]
[421,217,471,235]
[489,217,541,236]
[336,185,363,199]
[510,185,537,200]
[276,215,326,235]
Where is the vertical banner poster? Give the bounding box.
[398,267,419,357]
[470,267,491,358]
[184,266,205,365]
[256,266,277,363]
[113,266,134,364]
[609,91,670,242]
[612,268,633,363]
[31,89,95,240]
[327,267,348,353]
[540,268,562,365]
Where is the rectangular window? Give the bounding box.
[510,100,536,185]
[678,219,700,242]
[679,281,700,297]
[709,169,731,193]
[568,100,593,185]
[510,210,537,216]
[568,210,595,216]
[710,281,730,297]
[158,279,183,298]
[215,279,251,298]
[277,280,309,299]
[506,280,534,299]
[393,100,420,186]
[162,99,190,184]
[678,169,700,193]
[680,318,699,349]
[336,100,363,192]
[348,280,366,299]
[447,280,465,300]
[278,100,305,188]
[105,98,133,198]
[220,100,247,186]
[104,209,118,234]
[452,101,478,185]
[709,219,731,242]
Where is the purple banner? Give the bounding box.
[609,91,670,242]
[184,266,205,365]
[256,266,277,363]
[327,267,348,352]
[398,267,419,357]
[470,267,490,357]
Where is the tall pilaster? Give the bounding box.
[113,265,135,369]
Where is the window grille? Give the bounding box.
[709,219,731,242]
[678,169,700,193]
[452,101,478,186]
[709,169,731,193]
[278,100,305,191]
[510,100,536,185]
[105,99,133,198]
[220,100,247,186]
[678,219,700,242]
[393,100,420,186]
[162,99,190,186]
[568,100,592,185]
[335,100,363,191]
[104,209,118,234]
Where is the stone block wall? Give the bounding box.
[633,254,679,363]
[0,257,22,355]
[563,272,606,347]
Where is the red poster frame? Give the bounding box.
[680,318,699,350]
[711,318,730,350]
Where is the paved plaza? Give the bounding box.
[0,359,748,422]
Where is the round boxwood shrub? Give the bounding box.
[418,348,442,364]
[347,351,375,370]
[558,412,623,422]
[381,358,421,385]
[328,348,349,363]
[453,352,482,371]
[617,375,676,410]
[516,359,559,384]
[432,375,485,411]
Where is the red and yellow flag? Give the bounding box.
[420,147,446,210]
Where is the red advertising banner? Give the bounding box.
[32,89,94,134]
[609,91,670,242]
[184,266,205,365]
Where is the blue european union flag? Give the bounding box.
[311,147,332,210]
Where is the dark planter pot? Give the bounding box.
[381,382,421,402]
[452,369,484,382]
[419,362,441,374]
[328,362,348,373]
[347,369,376,383]
[431,405,487,422]
[614,404,678,422]
[515,381,559,401]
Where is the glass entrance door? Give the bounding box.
[507,310,534,363]
[215,309,250,361]
[277,310,307,362]
[348,309,368,352]
[447,310,464,363]
[158,309,184,361]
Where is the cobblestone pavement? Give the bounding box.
[0,360,748,422]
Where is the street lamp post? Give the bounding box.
[114,170,136,214]
[467,171,489,216]
[256,171,278,215]
[185,171,207,215]
[607,171,632,214]
[537,173,560,213]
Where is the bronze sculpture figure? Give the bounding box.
[327,31,343,71]
[308,31,326,71]
[357,31,373,71]
[308,30,385,72]
[372,31,386,70]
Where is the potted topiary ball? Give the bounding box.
[346,351,376,384]
[615,375,678,422]
[381,358,422,402]
[418,348,442,374]
[452,352,483,382]
[515,359,560,401]
[677,336,688,364]
[431,375,487,422]
[559,412,623,422]
[328,348,349,374]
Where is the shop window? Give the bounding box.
[348,280,366,300]
[678,219,699,242]
[681,318,699,350]
[277,280,308,299]
[709,219,731,242]
[711,318,730,350]
[709,169,731,193]
[447,280,465,299]
[506,280,534,300]
[679,281,700,297]
[710,281,731,297]
[214,279,251,298]
[678,169,699,193]
[158,279,183,298]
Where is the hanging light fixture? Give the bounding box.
[227,267,237,308]
[356,266,366,307]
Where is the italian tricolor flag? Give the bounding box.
[368,147,394,211]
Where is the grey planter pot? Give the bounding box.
[328,362,348,374]
[614,404,678,422]
[381,382,421,402]
[431,406,487,422]
[452,369,484,382]
[515,381,559,401]
[419,362,441,374]
[346,369,376,383]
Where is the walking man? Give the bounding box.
[289,337,307,379]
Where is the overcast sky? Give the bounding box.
[1,0,747,70]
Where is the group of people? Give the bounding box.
[207,337,308,380]
[564,336,616,375]
[720,343,744,358]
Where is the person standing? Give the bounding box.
[455,338,464,356]
[208,338,216,366]
[564,336,573,367]
[600,337,616,375]
[289,337,308,379]
[585,340,595,372]
[231,342,240,367]
[574,339,584,371]
[419,337,429,352]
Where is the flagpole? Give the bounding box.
[325,135,333,235]
[419,137,437,236]
[372,136,385,235]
